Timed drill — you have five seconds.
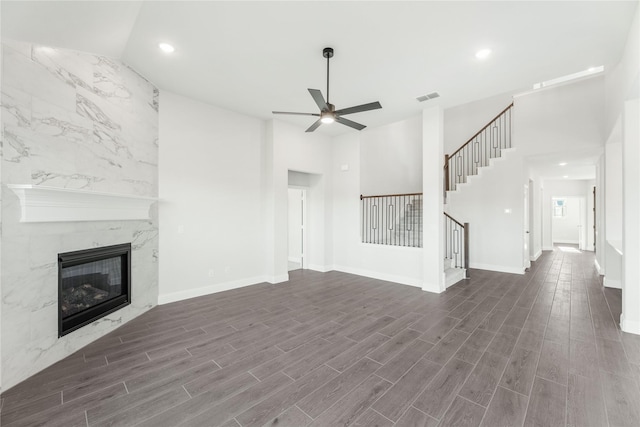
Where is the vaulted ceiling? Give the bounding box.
[2,1,636,138]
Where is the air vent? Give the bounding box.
[416,92,440,102]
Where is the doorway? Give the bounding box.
[551,196,587,250]
[288,188,306,271]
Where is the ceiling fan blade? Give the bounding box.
[272,111,320,116]
[335,116,366,131]
[305,119,323,133]
[308,89,328,111]
[335,101,382,116]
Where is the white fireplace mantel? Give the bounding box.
[7,185,157,223]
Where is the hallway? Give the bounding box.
[1,248,639,426]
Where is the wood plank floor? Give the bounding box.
[2,247,640,426]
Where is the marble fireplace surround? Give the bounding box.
[1,40,159,391]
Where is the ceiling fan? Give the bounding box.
[272,47,382,132]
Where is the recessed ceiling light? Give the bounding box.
[475,49,492,60]
[559,162,567,166]
[158,43,175,53]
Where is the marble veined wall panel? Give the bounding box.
[0,40,159,390]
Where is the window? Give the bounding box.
[553,199,565,217]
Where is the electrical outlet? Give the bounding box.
[208,269,215,278]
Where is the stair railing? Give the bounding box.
[444,212,469,277]
[444,102,514,193]
[361,193,422,247]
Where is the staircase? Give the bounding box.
[442,102,514,286]
[444,102,514,196]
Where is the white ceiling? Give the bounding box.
[0,0,636,183]
[2,1,637,138]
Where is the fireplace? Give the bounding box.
[58,243,131,336]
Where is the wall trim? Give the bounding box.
[288,256,301,263]
[594,259,605,275]
[158,275,268,305]
[469,262,525,275]
[266,274,289,284]
[603,277,622,289]
[554,240,579,245]
[621,314,640,335]
[308,264,331,273]
[332,264,422,288]
[530,250,542,261]
[542,245,554,251]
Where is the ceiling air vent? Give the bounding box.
[416,92,440,102]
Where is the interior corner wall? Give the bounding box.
[158,90,267,303]
[595,155,606,273]
[1,40,159,390]
[360,115,422,195]
[514,76,605,158]
[529,176,543,260]
[331,132,424,287]
[605,4,639,136]
[268,120,333,276]
[445,150,525,274]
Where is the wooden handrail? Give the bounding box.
[360,192,422,199]
[443,212,464,228]
[445,102,514,166]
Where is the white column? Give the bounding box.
[422,107,445,293]
[622,98,640,334]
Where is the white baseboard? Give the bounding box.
[332,264,422,288]
[469,262,525,275]
[423,273,446,294]
[554,240,579,245]
[542,246,554,251]
[530,250,542,262]
[265,274,289,284]
[158,275,268,305]
[445,268,466,288]
[594,259,605,275]
[621,314,640,335]
[603,277,622,289]
[308,264,331,273]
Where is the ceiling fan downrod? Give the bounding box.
[323,47,333,105]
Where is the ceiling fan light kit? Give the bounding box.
[272,47,382,132]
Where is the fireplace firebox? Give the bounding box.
[58,243,131,336]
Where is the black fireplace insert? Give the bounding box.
[58,243,131,336]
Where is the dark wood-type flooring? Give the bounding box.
[2,247,640,426]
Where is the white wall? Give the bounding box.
[445,150,525,274]
[158,91,267,303]
[605,5,640,137]
[360,115,422,195]
[622,98,640,333]
[331,132,424,287]
[444,91,514,154]
[267,120,333,277]
[529,176,543,260]
[605,141,623,242]
[515,77,605,157]
[595,155,606,273]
